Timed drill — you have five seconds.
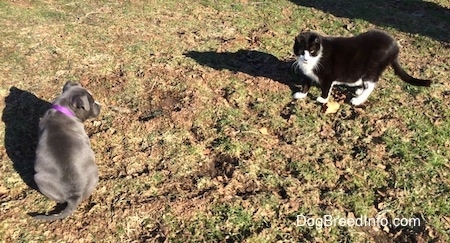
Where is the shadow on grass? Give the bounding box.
[184,49,303,94]
[27,202,68,218]
[2,87,51,190]
[290,0,450,43]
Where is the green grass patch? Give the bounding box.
[1,0,449,242]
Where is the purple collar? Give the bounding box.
[51,105,75,117]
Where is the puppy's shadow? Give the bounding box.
[184,49,303,93]
[27,202,67,218]
[2,87,51,190]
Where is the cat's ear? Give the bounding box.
[312,36,321,44]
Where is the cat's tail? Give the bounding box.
[392,58,431,86]
[33,195,82,221]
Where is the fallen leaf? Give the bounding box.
[324,101,340,114]
[259,127,269,135]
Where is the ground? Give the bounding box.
[0,0,449,242]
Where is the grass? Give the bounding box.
[1,0,449,242]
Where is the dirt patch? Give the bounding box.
[209,153,239,179]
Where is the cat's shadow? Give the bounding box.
[2,87,51,190]
[185,50,363,104]
[184,50,303,94]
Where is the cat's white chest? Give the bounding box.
[296,51,322,83]
[299,62,319,83]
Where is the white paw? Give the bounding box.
[316,96,328,104]
[350,97,365,106]
[293,92,308,99]
[355,88,364,96]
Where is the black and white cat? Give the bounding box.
[292,29,431,105]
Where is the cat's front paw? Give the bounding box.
[293,92,308,99]
[350,97,365,106]
[316,96,328,104]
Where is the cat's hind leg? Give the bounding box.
[350,81,376,106]
[355,88,364,96]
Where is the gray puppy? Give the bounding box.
[33,82,101,220]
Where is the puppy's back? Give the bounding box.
[34,111,98,220]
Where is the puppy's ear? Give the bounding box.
[91,102,101,118]
[72,94,90,111]
[63,81,81,93]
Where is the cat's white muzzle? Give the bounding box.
[301,51,311,63]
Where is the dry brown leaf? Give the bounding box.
[324,101,340,114]
[259,127,269,135]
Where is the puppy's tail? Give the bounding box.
[392,58,431,86]
[33,196,82,221]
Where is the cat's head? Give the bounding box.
[293,31,322,64]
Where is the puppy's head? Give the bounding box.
[57,82,101,121]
